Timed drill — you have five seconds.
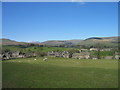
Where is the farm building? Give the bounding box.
[47,51,56,57]
[2,54,10,60]
[1,51,26,60]
[72,52,90,59]
[47,51,71,58]
[1,52,13,60]
[89,55,98,59]
[12,51,25,58]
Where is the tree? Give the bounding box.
[36,51,47,57]
[2,49,11,53]
[95,43,102,59]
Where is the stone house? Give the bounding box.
[62,51,70,58]
[89,55,98,59]
[47,51,63,57]
[2,52,12,60]
[54,51,63,57]
[72,52,90,59]
[12,51,20,58]
[47,51,71,58]
[2,54,9,60]
[47,51,56,57]
[12,51,25,58]
[24,52,36,58]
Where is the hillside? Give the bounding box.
[42,36,119,47]
[0,39,27,45]
[1,36,119,47]
[85,37,118,42]
[42,39,82,46]
[78,36,119,47]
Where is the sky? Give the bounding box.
[2,2,118,42]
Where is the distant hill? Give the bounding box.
[85,37,118,41]
[1,38,44,46]
[78,36,119,47]
[0,39,27,45]
[84,36,118,43]
[1,36,119,47]
[42,37,119,47]
[85,37,103,40]
[42,39,82,46]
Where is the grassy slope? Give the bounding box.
[79,40,118,47]
[1,39,26,45]
[2,46,79,53]
[2,57,118,88]
[26,47,79,52]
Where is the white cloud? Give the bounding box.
[72,0,86,5]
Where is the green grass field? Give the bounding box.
[2,46,79,53]
[2,57,118,88]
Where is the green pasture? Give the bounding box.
[2,46,79,53]
[2,57,118,88]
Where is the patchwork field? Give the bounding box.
[2,57,118,88]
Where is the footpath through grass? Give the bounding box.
[2,57,118,88]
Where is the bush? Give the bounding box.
[36,52,47,57]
